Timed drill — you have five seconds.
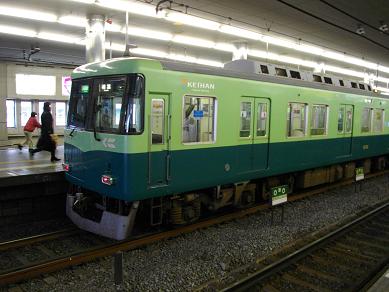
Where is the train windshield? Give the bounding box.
[68,74,144,134]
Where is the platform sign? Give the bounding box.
[355,167,364,181]
[271,185,288,206]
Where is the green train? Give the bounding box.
[64,57,389,239]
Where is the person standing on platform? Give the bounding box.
[18,112,41,151]
[30,102,61,162]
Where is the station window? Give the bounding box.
[260,65,269,74]
[275,68,288,77]
[56,102,67,126]
[310,104,328,135]
[313,75,322,82]
[182,95,216,143]
[151,99,164,144]
[338,106,345,133]
[339,80,344,86]
[324,77,332,84]
[256,103,267,136]
[6,100,16,128]
[361,107,372,133]
[20,101,32,127]
[373,109,384,132]
[287,102,307,137]
[240,102,252,138]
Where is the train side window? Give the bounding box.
[361,107,372,133]
[151,99,164,144]
[182,95,216,143]
[310,104,328,135]
[240,102,252,137]
[287,102,307,137]
[338,106,345,133]
[373,109,384,132]
[256,103,267,136]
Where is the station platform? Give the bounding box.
[0,146,67,226]
[0,146,64,187]
[368,267,389,292]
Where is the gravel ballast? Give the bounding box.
[4,175,389,292]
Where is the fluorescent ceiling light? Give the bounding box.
[37,32,82,44]
[0,25,36,37]
[166,11,220,30]
[58,15,86,27]
[0,6,57,22]
[98,0,165,18]
[248,49,318,68]
[172,35,215,48]
[324,65,365,78]
[219,25,262,40]
[126,27,173,41]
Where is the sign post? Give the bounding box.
[355,167,364,193]
[270,185,288,224]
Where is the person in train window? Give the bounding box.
[29,102,60,162]
[17,112,41,151]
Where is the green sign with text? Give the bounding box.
[271,185,288,206]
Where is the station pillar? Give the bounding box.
[0,63,8,145]
[85,14,106,63]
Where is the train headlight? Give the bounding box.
[62,163,70,172]
[101,174,115,185]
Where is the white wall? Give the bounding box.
[1,62,74,137]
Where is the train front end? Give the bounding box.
[63,59,147,240]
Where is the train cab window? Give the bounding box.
[310,104,328,135]
[275,68,288,77]
[287,103,307,137]
[124,74,145,134]
[260,65,269,74]
[182,95,216,143]
[256,103,267,136]
[313,75,322,82]
[151,99,164,144]
[373,109,384,132]
[68,79,90,128]
[94,77,126,133]
[338,106,345,133]
[324,77,332,84]
[240,102,252,137]
[361,107,372,133]
[290,70,301,79]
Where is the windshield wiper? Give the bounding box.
[93,104,102,142]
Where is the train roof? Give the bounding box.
[72,57,385,99]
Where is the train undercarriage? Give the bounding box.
[66,155,388,240]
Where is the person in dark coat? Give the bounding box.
[30,102,60,162]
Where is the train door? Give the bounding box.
[148,94,171,187]
[238,97,270,173]
[337,104,353,157]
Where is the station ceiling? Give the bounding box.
[0,0,388,88]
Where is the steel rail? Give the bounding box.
[221,202,389,292]
[0,227,79,252]
[0,170,388,286]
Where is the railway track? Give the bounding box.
[220,202,389,292]
[1,171,388,287]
